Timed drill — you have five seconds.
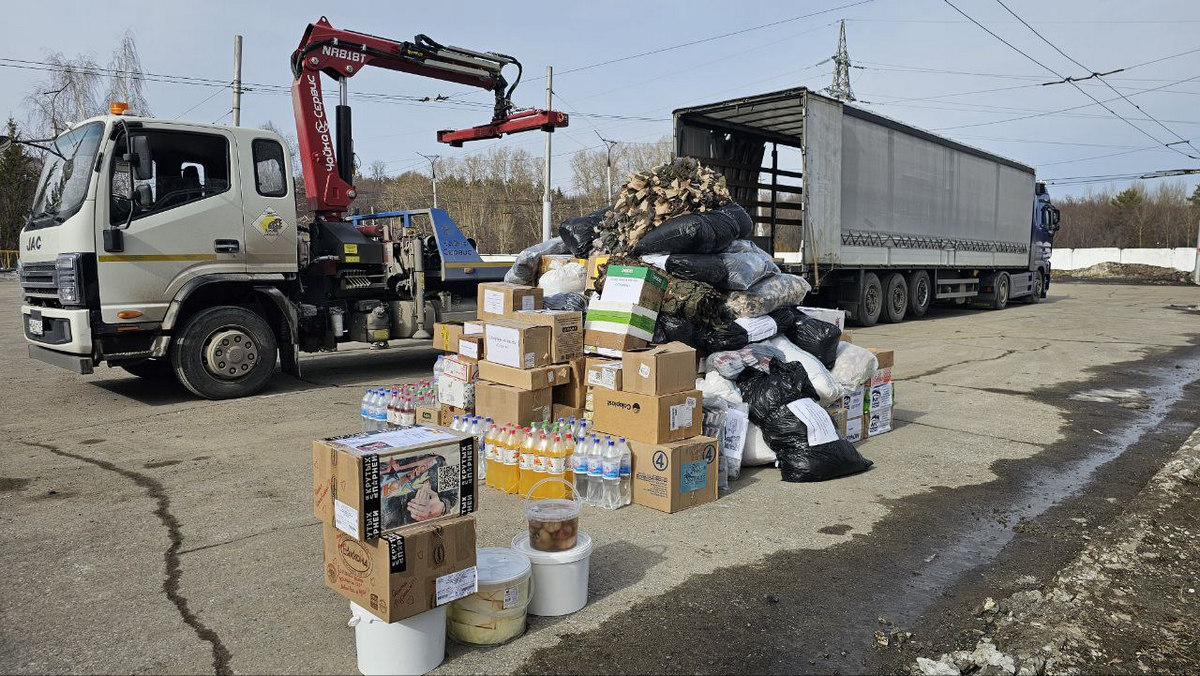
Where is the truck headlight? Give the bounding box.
[56,253,83,305]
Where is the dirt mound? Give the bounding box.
[1055,262,1192,284]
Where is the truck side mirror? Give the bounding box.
[126,135,153,181]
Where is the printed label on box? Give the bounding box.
[638,363,651,379]
[521,296,535,311]
[869,382,893,410]
[843,387,865,414]
[871,367,893,387]
[786,398,839,446]
[599,276,649,304]
[524,352,535,369]
[459,339,479,359]
[334,499,360,539]
[335,426,457,451]
[869,407,893,435]
[435,566,479,606]
[669,400,694,430]
[846,416,863,443]
[680,460,707,493]
[734,315,778,343]
[487,325,520,367]
[483,289,505,316]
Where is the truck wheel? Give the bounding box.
[989,273,1010,310]
[170,306,277,400]
[855,272,883,327]
[1026,270,1044,304]
[882,273,908,323]
[907,270,932,318]
[120,359,176,381]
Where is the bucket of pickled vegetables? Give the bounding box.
[525,477,582,552]
[447,547,532,646]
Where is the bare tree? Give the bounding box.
[27,52,103,135]
[104,30,152,116]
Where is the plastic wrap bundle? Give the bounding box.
[697,371,750,481]
[630,203,754,256]
[504,237,569,285]
[543,292,588,312]
[696,370,744,407]
[785,314,842,369]
[762,336,844,407]
[705,344,786,380]
[739,360,872,482]
[652,314,704,350]
[831,342,879,389]
[724,273,811,318]
[538,262,586,295]
[559,208,606,258]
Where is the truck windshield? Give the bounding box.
[27,121,104,229]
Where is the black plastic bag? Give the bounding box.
[663,254,726,287]
[543,292,588,312]
[559,208,607,258]
[652,314,704,350]
[786,314,842,368]
[703,323,749,353]
[631,203,753,255]
[738,360,871,482]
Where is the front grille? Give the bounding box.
[19,261,57,295]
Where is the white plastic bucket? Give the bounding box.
[349,602,446,676]
[448,547,533,646]
[511,531,593,616]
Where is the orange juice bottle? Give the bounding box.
[483,423,500,489]
[560,433,576,496]
[531,430,552,498]
[545,433,568,499]
[503,425,523,494]
[519,427,538,496]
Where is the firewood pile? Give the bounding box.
[594,157,733,254]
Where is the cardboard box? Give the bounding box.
[323,516,478,623]
[457,335,484,361]
[553,404,586,421]
[598,265,667,311]
[475,381,552,427]
[585,358,623,391]
[840,330,854,343]
[629,436,719,513]
[437,377,475,410]
[439,405,470,427]
[797,306,846,331]
[867,381,893,412]
[865,406,893,437]
[415,405,439,426]
[432,322,463,352]
[621,342,697,396]
[591,388,702,444]
[477,282,543,322]
[538,254,582,277]
[585,253,609,291]
[514,309,584,363]
[484,319,552,369]
[553,357,588,408]
[826,406,848,437]
[477,361,571,391]
[584,299,656,355]
[869,349,894,387]
[312,426,477,540]
[442,355,478,383]
[845,415,864,443]
[841,387,865,416]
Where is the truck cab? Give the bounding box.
[1030,181,1061,299]
[19,113,300,396]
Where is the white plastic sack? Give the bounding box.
[763,335,845,407]
[696,371,743,407]
[742,422,777,466]
[538,261,586,295]
[831,342,878,390]
[504,237,568,285]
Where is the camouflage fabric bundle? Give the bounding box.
[597,256,726,329]
[594,157,733,254]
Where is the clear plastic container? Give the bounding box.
[447,547,532,646]
[525,477,582,552]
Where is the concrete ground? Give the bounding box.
[0,280,1197,675]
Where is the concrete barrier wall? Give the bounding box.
[1051,247,1197,271]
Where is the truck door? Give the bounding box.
[239,135,298,273]
[97,125,245,324]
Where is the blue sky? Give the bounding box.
[3,0,1198,198]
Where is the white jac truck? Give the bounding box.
[11,17,567,399]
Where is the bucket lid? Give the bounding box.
[476,547,532,586]
[525,498,581,522]
[511,531,593,564]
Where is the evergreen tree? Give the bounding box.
[0,118,40,252]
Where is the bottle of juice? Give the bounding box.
[519,427,538,496]
[501,426,522,494]
[530,430,551,498]
[483,423,500,489]
[543,433,566,499]
[560,433,576,498]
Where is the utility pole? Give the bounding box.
[418,153,440,207]
[596,132,619,204]
[232,35,243,125]
[541,66,553,242]
[1193,218,1200,286]
[826,20,855,102]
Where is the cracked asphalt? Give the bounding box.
[0,280,1197,674]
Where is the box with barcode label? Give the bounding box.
[323,515,477,622]
[313,426,477,541]
[629,436,719,513]
[476,282,543,322]
[590,388,702,444]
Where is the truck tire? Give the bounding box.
[882,272,908,323]
[1025,270,1044,304]
[120,359,176,381]
[855,272,884,327]
[989,272,1010,310]
[170,305,277,400]
[907,270,932,318]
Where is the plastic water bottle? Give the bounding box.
[360,389,374,432]
[616,437,632,506]
[372,390,389,430]
[586,435,604,507]
[572,435,591,504]
[601,439,621,509]
[476,417,492,484]
[450,414,462,431]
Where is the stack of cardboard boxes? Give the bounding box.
[834,348,896,443]
[312,425,482,622]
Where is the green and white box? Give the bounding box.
[584,299,659,356]
[598,265,668,312]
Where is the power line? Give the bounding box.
[175,84,230,119]
[941,0,1199,160]
[992,0,1200,156]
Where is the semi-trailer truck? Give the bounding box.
[675,87,1061,325]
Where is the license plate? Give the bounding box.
[27,316,43,336]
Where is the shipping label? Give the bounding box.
[734,315,778,343]
[483,289,505,316]
[436,566,479,606]
[334,499,360,539]
[486,325,521,367]
[458,338,479,359]
[669,400,694,431]
[521,295,536,311]
[786,398,839,446]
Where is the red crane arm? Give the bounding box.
[290,17,568,219]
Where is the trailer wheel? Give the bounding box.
[882,273,908,323]
[907,270,932,318]
[989,273,1010,310]
[855,272,883,327]
[170,305,277,400]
